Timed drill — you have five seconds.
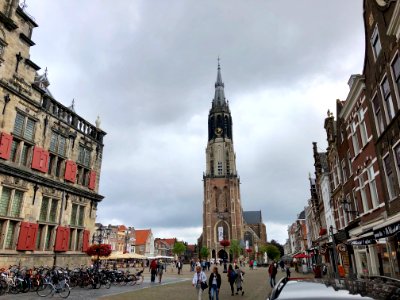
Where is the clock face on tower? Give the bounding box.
[215,127,223,136]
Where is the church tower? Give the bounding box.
[202,62,245,260]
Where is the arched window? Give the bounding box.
[244,231,253,247]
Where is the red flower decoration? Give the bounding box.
[246,248,252,253]
[86,244,112,257]
[319,228,327,236]
[220,240,230,247]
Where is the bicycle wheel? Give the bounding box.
[130,275,137,286]
[0,279,7,296]
[58,283,70,298]
[137,275,144,285]
[102,279,111,289]
[37,283,53,297]
[9,284,19,294]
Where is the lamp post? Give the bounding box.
[220,239,230,273]
[92,224,111,270]
[329,225,339,279]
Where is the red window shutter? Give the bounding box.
[54,226,65,251]
[64,160,77,182]
[82,230,90,252]
[27,223,39,251]
[39,150,49,173]
[31,147,42,170]
[17,222,30,250]
[62,227,70,251]
[31,147,49,173]
[88,170,96,190]
[0,133,13,160]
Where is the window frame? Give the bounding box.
[383,153,397,201]
[372,93,385,136]
[380,75,396,122]
[371,24,382,60]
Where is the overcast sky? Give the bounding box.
[27,0,364,245]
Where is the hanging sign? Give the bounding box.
[218,227,223,241]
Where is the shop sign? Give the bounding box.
[374,221,400,239]
[349,238,376,245]
[337,243,347,253]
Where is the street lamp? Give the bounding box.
[92,224,111,270]
[220,239,230,273]
[329,225,339,279]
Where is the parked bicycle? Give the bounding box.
[37,269,70,298]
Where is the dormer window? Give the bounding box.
[371,25,382,60]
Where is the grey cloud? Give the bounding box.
[27,0,363,243]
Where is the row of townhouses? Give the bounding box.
[286,0,400,279]
[95,223,196,260]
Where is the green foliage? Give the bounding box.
[258,244,268,255]
[172,242,186,255]
[265,244,280,261]
[229,240,242,259]
[200,246,210,259]
[270,240,284,257]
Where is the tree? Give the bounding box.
[200,246,210,259]
[265,244,280,261]
[172,242,187,257]
[270,239,284,257]
[229,239,242,259]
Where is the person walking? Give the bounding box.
[227,264,237,296]
[208,266,221,300]
[234,265,245,296]
[268,261,278,288]
[177,259,183,275]
[192,265,207,300]
[286,265,291,278]
[150,259,158,283]
[158,260,164,283]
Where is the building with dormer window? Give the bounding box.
[0,0,106,267]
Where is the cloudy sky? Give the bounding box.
[27,0,364,245]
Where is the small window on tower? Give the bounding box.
[218,162,222,175]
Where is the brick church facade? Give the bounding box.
[200,63,267,260]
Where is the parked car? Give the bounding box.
[267,277,375,300]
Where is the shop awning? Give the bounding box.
[96,252,147,260]
[347,232,376,245]
[373,214,400,239]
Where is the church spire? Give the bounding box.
[213,58,226,106]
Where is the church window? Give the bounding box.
[244,232,253,247]
[210,160,214,176]
[217,162,222,175]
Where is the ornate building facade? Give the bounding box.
[201,63,266,260]
[0,0,106,267]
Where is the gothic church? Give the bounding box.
[199,63,267,261]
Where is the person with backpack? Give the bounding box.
[227,264,237,296]
[149,259,158,283]
[192,265,207,300]
[157,259,164,283]
[234,265,245,296]
[268,261,278,287]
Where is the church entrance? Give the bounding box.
[212,249,216,260]
[218,249,228,261]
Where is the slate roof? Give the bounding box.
[243,210,262,224]
[298,210,305,220]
